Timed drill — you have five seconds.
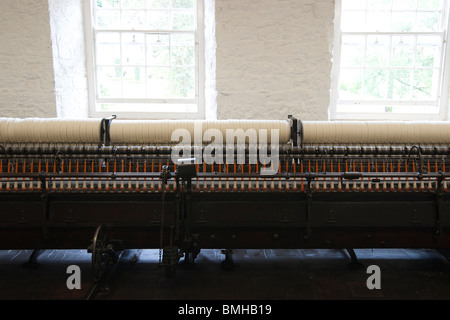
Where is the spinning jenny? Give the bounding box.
[0,116,449,278]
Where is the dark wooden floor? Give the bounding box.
[0,248,449,300]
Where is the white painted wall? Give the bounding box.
[204,0,217,120]
[215,0,334,121]
[48,0,89,118]
[0,0,56,117]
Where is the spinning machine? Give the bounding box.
[0,116,449,278]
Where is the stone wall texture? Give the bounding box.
[0,0,57,117]
[215,0,334,120]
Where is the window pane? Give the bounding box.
[172,10,195,31]
[339,69,363,99]
[416,36,441,67]
[391,36,414,67]
[172,67,195,98]
[122,0,145,8]
[172,0,194,8]
[341,36,365,67]
[364,69,388,99]
[122,67,146,98]
[417,0,442,9]
[96,33,121,65]
[367,0,392,10]
[416,12,439,32]
[341,11,366,32]
[392,0,417,10]
[416,46,439,67]
[366,11,391,32]
[147,67,170,98]
[122,10,146,29]
[96,0,120,8]
[97,66,122,98]
[389,69,411,99]
[365,36,389,67]
[147,10,170,30]
[390,12,415,32]
[171,46,195,66]
[171,34,195,66]
[147,0,170,8]
[95,9,120,29]
[342,0,367,10]
[146,34,170,66]
[417,35,441,46]
[122,33,145,66]
[413,69,436,99]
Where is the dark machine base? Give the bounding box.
[0,190,449,278]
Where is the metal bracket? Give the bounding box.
[288,115,302,147]
[160,165,172,184]
[158,165,172,266]
[100,115,116,147]
[407,145,426,175]
[162,245,183,277]
[176,158,197,181]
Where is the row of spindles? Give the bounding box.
[0,158,447,192]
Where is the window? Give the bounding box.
[84,0,205,119]
[331,0,450,120]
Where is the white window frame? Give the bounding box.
[84,0,205,119]
[331,0,450,121]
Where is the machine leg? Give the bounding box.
[22,249,42,269]
[183,248,200,266]
[221,249,234,270]
[162,246,182,278]
[345,248,363,269]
